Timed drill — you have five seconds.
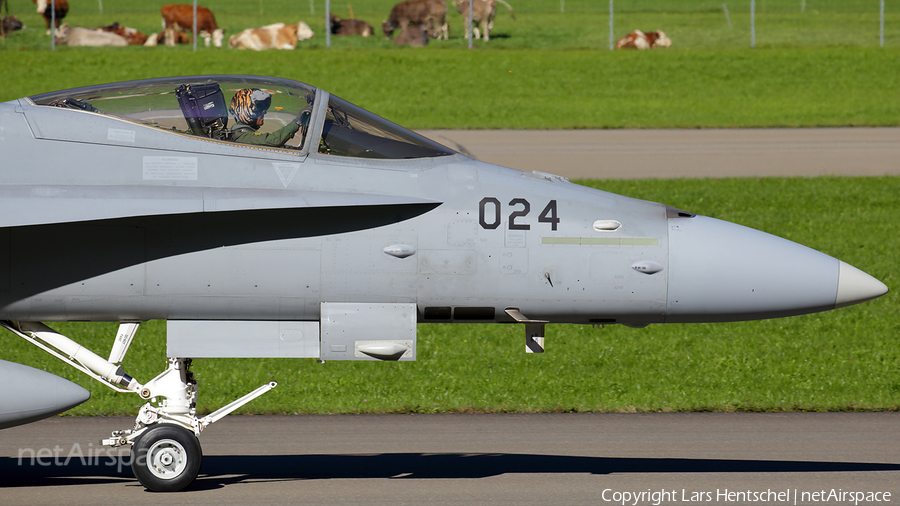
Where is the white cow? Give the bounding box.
[57,25,128,46]
[228,22,314,50]
[615,30,672,50]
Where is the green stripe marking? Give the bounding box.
[542,237,659,246]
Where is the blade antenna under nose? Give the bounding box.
[505,308,549,353]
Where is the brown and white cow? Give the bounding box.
[145,30,191,46]
[98,22,148,46]
[161,4,224,47]
[614,30,672,50]
[330,14,373,37]
[34,0,68,35]
[227,22,314,51]
[383,0,448,40]
[453,0,514,41]
[56,25,128,46]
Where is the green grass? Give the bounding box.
[2,177,895,415]
[2,47,900,129]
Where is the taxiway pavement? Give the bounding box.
[1,413,899,505]
[419,128,900,179]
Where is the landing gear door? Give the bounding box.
[320,303,417,361]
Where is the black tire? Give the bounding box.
[131,424,202,492]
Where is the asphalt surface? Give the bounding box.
[1,413,898,505]
[419,128,900,179]
[2,129,898,504]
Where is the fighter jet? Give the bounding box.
[0,75,887,491]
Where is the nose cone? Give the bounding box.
[666,215,887,323]
[0,360,90,430]
[836,261,889,308]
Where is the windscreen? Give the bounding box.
[319,95,454,160]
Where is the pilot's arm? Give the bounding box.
[231,121,300,147]
[230,106,312,147]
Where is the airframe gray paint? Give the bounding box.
[167,320,321,358]
[320,303,417,361]
[666,215,839,322]
[166,304,416,360]
[0,359,90,429]
[0,83,887,338]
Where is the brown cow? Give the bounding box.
[1,15,24,38]
[33,0,68,35]
[454,0,514,41]
[392,24,427,46]
[615,30,672,50]
[161,4,224,47]
[330,14,373,37]
[383,0,448,40]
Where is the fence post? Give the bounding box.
[750,0,755,47]
[466,0,475,49]
[51,0,55,51]
[609,0,614,50]
[326,0,331,48]
[192,0,197,52]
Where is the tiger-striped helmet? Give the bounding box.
[229,88,272,126]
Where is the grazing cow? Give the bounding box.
[160,4,224,47]
[330,14,373,37]
[98,22,148,45]
[33,0,68,35]
[392,24,427,46]
[614,30,672,50]
[383,0,448,40]
[454,0,514,41]
[56,25,128,46]
[227,22,314,51]
[1,15,24,38]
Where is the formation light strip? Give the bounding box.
[542,237,659,246]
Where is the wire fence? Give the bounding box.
[1,0,897,49]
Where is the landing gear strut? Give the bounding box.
[2,321,276,492]
[105,357,276,491]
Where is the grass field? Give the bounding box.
[2,47,900,129]
[4,2,900,130]
[3,0,899,50]
[1,177,895,415]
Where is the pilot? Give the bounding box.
[228,88,311,147]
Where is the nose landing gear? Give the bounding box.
[101,357,277,492]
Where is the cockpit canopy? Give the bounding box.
[29,75,455,160]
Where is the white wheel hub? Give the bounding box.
[147,438,188,480]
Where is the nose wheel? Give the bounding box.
[131,424,202,492]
